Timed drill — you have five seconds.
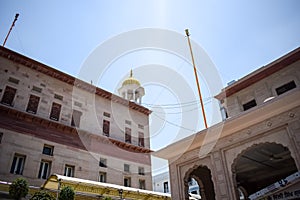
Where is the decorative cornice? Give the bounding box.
[215,47,300,100]
[0,104,152,154]
[0,46,151,115]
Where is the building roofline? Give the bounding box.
[154,88,300,160]
[0,46,151,115]
[215,47,300,100]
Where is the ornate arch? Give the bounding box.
[183,164,215,200]
[231,142,297,199]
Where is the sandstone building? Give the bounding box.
[0,46,153,191]
[155,47,300,199]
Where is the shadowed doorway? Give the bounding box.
[232,142,298,199]
[184,165,216,200]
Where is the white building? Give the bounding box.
[0,46,153,191]
[152,171,171,194]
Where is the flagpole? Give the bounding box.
[185,29,208,129]
[3,13,19,47]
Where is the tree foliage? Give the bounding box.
[30,190,55,200]
[58,186,75,200]
[9,177,29,200]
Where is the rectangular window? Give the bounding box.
[99,172,106,183]
[138,124,144,129]
[276,81,296,95]
[125,128,131,143]
[0,132,3,144]
[242,99,257,111]
[103,112,111,118]
[103,120,110,137]
[220,107,228,120]
[139,179,146,190]
[138,167,145,175]
[38,160,51,179]
[124,177,131,187]
[124,164,130,172]
[10,154,26,175]
[50,102,61,121]
[71,110,82,128]
[54,94,63,101]
[26,94,40,114]
[1,86,17,106]
[32,86,42,93]
[125,120,131,125]
[64,165,75,177]
[8,77,20,84]
[74,101,82,107]
[42,145,54,156]
[163,181,169,193]
[99,158,107,168]
[138,132,145,147]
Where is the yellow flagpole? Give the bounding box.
[3,14,19,47]
[185,29,208,129]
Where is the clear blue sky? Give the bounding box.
[1,0,299,83]
[1,0,300,174]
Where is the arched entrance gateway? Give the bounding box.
[232,142,298,199]
[184,165,216,200]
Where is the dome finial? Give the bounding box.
[121,69,141,87]
[118,68,145,103]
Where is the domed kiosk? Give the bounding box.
[118,70,145,104]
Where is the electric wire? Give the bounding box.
[15,27,26,55]
[145,49,190,106]
[142,97,212,109]
[152,112,196,132]
[152,99,212,114]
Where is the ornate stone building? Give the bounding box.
[155,47,300,199]
[0,46,153,191]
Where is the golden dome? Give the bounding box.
[122,70,141,86]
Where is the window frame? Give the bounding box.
[99,172,107,183]
[275,80,297,96]
[0,132,3,144]
[71,109,82,128]
[1,85,17,106]
[103,112,111,118]
[125,127,131,143]
[138,167,145,175]
[139,179,146,190]
[99,158,107,168]
[64,164,75,177]
[124,177,131,187]
[103,120,110,137]
[38,160,51,179]
[242,99,257,111]
[138,132,145,147]
[49,102,61,121]
[26,94,40,114]
[124,164,130,172]
[42,144,54,156]
[163,181,169,193]
[10,153,26,175]
[138,124,144,129]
